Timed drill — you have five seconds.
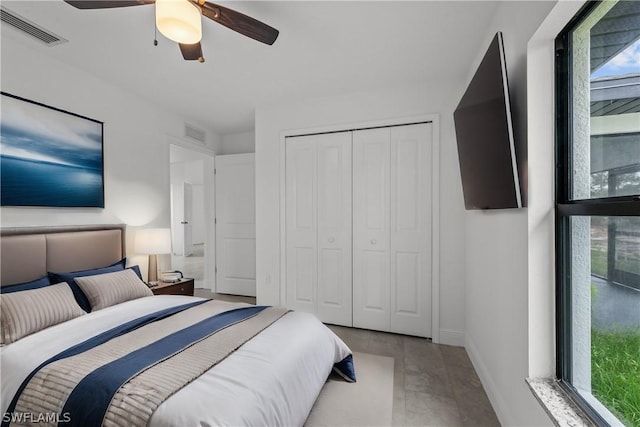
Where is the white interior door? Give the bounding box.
[353,127,391,331]
[284,122,432,336]
[191,184,205,244]
[316,132,352,326]
[285,136,317,313]
[390,123,432,337]
[215,154,256,296]
[285,132,352,326]
[171,183,185,256]
[182,182,194,257]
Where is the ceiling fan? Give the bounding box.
[64,0,279,63]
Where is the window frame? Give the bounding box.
[555,1,640,425]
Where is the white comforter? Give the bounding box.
[0,296,352,426]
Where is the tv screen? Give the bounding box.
[453,32,522,210]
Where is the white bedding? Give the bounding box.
[0,296,352,426]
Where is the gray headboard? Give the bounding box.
[0,224,126,287]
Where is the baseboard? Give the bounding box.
[196,279,214,291]
[465,334,513,426]
[438,329,465,347]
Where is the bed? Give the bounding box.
[0,224,354,427]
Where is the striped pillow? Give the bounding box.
[74,268,153,311]
[0,282,85,345]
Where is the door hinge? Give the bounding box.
[214,218,217,224]
[215,266,218,273]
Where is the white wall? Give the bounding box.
[221,131,255,154]
[0,32,220,268]
[255,82,467,345]
[461,1,558,426]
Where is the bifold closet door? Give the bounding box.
[352,128,392,332]
[285,132,352,326]
[316,133,352,325]
[285,136,317,314]
[353,123,432,337]
[389,123,432,337]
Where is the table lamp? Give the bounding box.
[135,228,172,283]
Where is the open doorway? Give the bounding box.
[169,142,215,290]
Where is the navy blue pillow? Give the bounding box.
[333,354,357,382]
[0,276,51,294]
[128,265,143,280]
[110,258,127,269]
[49,259,126,312]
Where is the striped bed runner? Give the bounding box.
[5,300,289,427]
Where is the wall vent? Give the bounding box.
[184,123,207,145]
[1,6,68,46]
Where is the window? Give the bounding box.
[556,1,640,426]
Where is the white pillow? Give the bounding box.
[74,268,153,311]
[0,282,85,345]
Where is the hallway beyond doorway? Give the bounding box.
[171,243,204,287]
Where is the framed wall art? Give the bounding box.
[0,92,104,208]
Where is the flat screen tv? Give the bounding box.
[453,32,523,210]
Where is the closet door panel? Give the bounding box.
[394,252,419,314]
[285,136,317,313]
[363,250,388,309]
[316,132,352,326]
[390,123,432,337]
[292,247,315,303]
[353,128,391,331]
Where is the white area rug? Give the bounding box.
[305,352,394,427]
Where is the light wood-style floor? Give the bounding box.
[195,288,500,426]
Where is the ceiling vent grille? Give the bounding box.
[1,6,68,46]
[184,123,207,145]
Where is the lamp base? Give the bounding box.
[148,254,159,283]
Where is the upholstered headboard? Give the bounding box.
[0,224,126,287]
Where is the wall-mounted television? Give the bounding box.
[453,32,523,210]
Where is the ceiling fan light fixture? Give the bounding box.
[156,0,201,44]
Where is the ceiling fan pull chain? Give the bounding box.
[154,24,158,46]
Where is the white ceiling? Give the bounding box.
[1,1,501,135]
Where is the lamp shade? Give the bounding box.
[135,228,172,255]
[156,0,202,44]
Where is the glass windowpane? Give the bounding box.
[570,0,640,201]
[572,216,640,426]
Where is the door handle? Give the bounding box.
[181,221,189,224]
[328,237,335,243]
[371,239,377,245]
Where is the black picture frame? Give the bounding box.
[0,92,104,208]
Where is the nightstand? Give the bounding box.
[151,278,195,296]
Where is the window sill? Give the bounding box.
[526,378,597,427]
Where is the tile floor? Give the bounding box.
[196,288,500,426]
[327,325,500,426]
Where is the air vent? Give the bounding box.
[184,123,207,144]
[1,6,67,46]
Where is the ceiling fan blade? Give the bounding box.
[200,2,279,45]
[64,0,154,9]
[179,42,205,63]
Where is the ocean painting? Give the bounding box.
[1,93,104,207]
